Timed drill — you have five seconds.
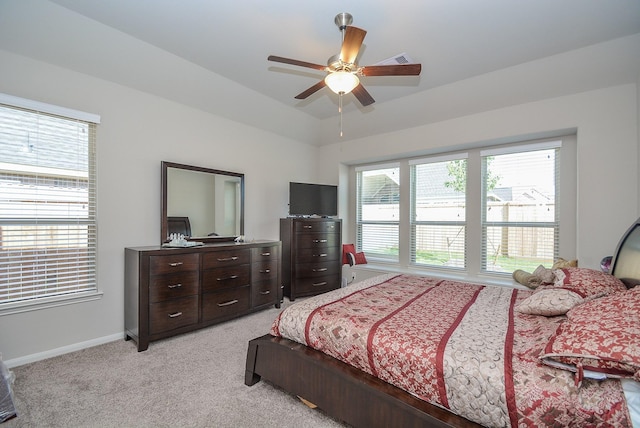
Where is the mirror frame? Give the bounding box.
[161,161,244,244]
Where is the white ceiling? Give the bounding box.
[1,0,640,145]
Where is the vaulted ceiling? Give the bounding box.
[1,0,639,145]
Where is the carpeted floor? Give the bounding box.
[3,302,347,427]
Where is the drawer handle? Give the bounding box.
[312,281,327,287]
[261,252,271,256]
[303,225,313,229]
[168,311,183,318]
[167,283,182,289]
[313,239,328,243]
[217,256,239,262]
[217,275,239,281]
[168,262,184,267]
[259,290,271,295]
[260,269,270,273]
[312,267,328,272]
[314,253,328,257]
[217,299,238,307]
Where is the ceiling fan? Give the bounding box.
[268,12,422,108]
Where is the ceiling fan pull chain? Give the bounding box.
[339,93,344,137]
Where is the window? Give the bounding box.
[356,164,400,261]
[481,143,560,273]
[0,94,99,308]
[410,155,467,269]
[353,136,574,278]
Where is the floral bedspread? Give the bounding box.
[271,274,631,427]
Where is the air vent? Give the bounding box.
[374,52,414,66]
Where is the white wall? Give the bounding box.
[323,84,639,272]
[0,50,320,364]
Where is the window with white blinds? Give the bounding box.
[356,164,400,262]
[410,155,467,269]
[352,136,572,277]
[481,142,560,273]
[0,95,99,306]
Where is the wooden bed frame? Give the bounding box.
[244,218,640,428]
[245,334,481,427]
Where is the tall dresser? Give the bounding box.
[280,218,342,300]
[125,240,281,351]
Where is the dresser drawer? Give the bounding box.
[252,279,278,307]
[202,286,250,322]
[149,296,198,334]
[202,265,250,293]
[150,253,199,275]
[251,259,278,281]
[252,245,278,260]
[295,220,340,233]
[295,261,341,278]
[296,247,340,263]
[295,275,340,295]
[149,271,199,302]
[203,249,250,269]
[295,233,339,249]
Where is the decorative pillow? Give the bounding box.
[354,251,367,265]
[532,264,555,284]
[552,258,578,269]
[540,286,640,384]
[515,267,626,316]
[553,267,627,299]
[516,288,583,316]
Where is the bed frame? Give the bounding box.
[244,218,640,428]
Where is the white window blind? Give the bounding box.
[0,98,98,305]
[356,164,400,261]
[410,154,467,268]
[481,142,560,273]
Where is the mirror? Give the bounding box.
[161,161,244,243]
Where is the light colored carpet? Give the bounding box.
[4,302,348,427]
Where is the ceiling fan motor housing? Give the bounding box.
[334,12,353,30]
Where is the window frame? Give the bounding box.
[351,135,576,282]
[409,153,468,270]
[0,93,101,315]
[355,163,401,263]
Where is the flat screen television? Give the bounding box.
[289,182,338,217]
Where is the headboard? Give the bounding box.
[611,217,640,288]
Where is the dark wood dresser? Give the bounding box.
[280,218,341,300]
[125,240,281,351]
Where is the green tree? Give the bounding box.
[444,158,499,192]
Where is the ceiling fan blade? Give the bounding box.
[339,26,367,65]
[294,80,327,100]
[352,83,375,106]
[360,63,422,76]
[267,55,327,71]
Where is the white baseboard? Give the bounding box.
[4,333,124,368]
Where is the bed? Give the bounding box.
[245,218,640,427]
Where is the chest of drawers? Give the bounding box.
[125,240,281,351]
[280,218,341,300]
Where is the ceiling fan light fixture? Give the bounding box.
[324,71,359,95]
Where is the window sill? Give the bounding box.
[351,262,528,289]
[0,291,104,316]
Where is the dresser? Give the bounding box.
[125,240,281,351]
[280,218,341,300]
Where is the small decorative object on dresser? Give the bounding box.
[280,217,341,300]
[125,240,281,351]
